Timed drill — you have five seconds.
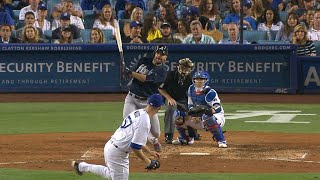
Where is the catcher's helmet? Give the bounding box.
[178,58,194,75]
[192,71,210,86]
[153,45,168,56]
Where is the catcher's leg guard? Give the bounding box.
[176,126,187,140]
[202,115,225,142]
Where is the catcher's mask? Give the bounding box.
[178,58,194,76]
[192,71,210,87]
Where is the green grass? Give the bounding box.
[0,102,319,179]
[0,102,319,134]
[0,168,319,180]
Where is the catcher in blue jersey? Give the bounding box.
[172,70,227,148]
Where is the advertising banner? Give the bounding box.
[299,57,320,93]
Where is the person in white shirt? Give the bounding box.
[52,0,85,30]
[257,7,283,31]
[308,10,320,41]
[34,3,51,33]
[93,4,119,36]
[19,0,40,20]
[71,94,163,180]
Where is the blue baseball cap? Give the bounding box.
[125,0,138,6]
[38,3,47,10]
[60,12,71,20]
[130,20,143,28]
[148,94,164,107]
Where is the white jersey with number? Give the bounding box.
[111,109,151,153]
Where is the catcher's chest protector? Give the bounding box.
[190,86,211,105]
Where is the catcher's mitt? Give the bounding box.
[145,160,160,170]
[188,105,213,117]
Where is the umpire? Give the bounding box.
[159,58,198,144]
[122,45,169,152]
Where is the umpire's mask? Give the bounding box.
[178,58,194,76]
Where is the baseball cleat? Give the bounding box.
[71,161,83,176]
[172,137,191,145]
[218,141,228,148]
[153,142,162,152]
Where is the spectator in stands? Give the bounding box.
[198,0,220,23]
[222,0,257,30]
[173,19,190,41]
[118,0,138,19]
[0,11,15,30]
[142,13,161,42]
[303,10,315,30]
[183,20,215,43]
[21,25,44,43]
[52,12,81,39]
[61,0,85,29]
[15,0,29,10]
[53,26,73,44]
[163,2,179,31]
[285,0,300,13]
[81,0,110,14]
[123,20,148,43]
[93,4,119,37]
[0,24,20,43]
[214,0,231,19]
[294,0,315,21]
[157,5,167,28]
[89,27,106,43]
[35,3,50,33]
[258,7,283,31]
[251,0,264,23]
[52,0,83,19]
[122,7,143,38]
[275,12,299,42]
[262,0,284,12]
[219,22,249,44]
[308,10,320,41]
[292,24,316,56]
[19,0,40,20]
[0,0,14,19]
[16,11,44,39]
[151,22,182,43]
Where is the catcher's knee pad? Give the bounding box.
[210,125,225,142]
[202,114,218,131]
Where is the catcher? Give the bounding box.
[172,70,227,148]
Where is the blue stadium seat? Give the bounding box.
[84,14,98,29]
[279,11,288,23]
[44,30,53,43]
[83,10,94,16]
[269,30,278,40]
[12,10,20,21]
[243,30,267,43]
[103,29,114,41]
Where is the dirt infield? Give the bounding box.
[0,93,319,174]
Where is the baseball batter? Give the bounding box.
[172,70,227,148]
[71,94,164,179]
[122,45,169,152]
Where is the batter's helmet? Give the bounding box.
[153,45,168,56]
[192,71,210,86]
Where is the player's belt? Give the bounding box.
[110,140,128,153]
[129,92,147,100]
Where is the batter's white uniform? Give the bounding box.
[78,109,151,180]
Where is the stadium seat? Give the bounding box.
[44,30,53,43]
[83,10,94,16]
[279,11,288,23]
[314,41,320,56]
[243,30,267,43]
[12,10,20,21]
[84,14,97,29]
[269,30,278,40]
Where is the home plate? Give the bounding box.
[180,152,210,156]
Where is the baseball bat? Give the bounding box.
[114,27,125,67]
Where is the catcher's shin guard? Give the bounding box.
[202,115,225,142]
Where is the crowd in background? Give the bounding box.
[0,0,318,56]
